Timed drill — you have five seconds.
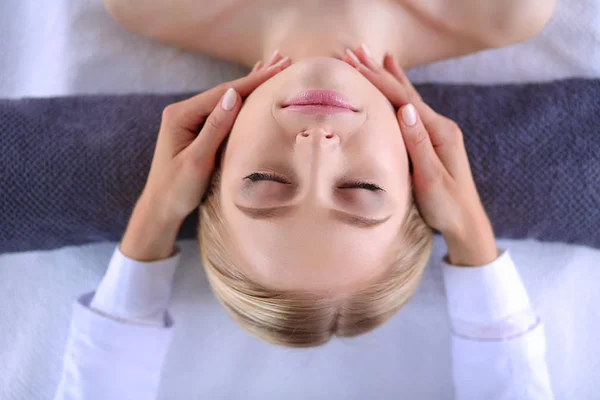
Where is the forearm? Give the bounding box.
[441,202,552,398]
[120,194,182,262]
[92,193,183,325]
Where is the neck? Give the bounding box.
[257,2,399,66]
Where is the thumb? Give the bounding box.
[398,104,444,183]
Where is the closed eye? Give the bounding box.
[243,173,384,192]
[244,172,291,184]
[338,181,384,192]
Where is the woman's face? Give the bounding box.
[219,57,410,294]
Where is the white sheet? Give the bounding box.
[1,238,599,400]
[1,0,599,99]
[1,0,599,399]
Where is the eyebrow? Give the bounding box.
[235,204,391,228]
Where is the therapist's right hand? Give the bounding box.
[120,55,292,262]
[141,55,291,224]
[345,47,498,267]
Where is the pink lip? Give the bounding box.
[282,90,358,114]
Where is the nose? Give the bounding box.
[295,128,340,146]
[294,128,341,208]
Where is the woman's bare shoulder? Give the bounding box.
[103,0,261,63]
[391,0,556,66]
[104,0,241,40]
[408,0,556,47]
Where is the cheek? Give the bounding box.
[241,182,295,205]
[337,190,384,213]
[368,110,407,166]
[225,108,273,162]
[382,138,409,173]
[361,129,408,174]
[358,121,410,199]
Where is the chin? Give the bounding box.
[280,56,364,91]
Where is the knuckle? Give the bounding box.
[446,121,463,144]
[409,91,422,104]
[431,160,445,180]
[186,152,213,175]
[162,104,180,121]
[203,113,223,132]
[215,82,230,93]
[412,128,429,146]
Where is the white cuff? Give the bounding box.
[450,322,553,400]
[90,246,180,327]
[442,250,532,325]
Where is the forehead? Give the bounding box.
[220,203,402,293]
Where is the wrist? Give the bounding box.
[442,213,498,267]
[120,195,183,262]
[136,192,184,229]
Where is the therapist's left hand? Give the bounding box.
[121,56,291,261]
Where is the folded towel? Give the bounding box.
[1,79,598,253]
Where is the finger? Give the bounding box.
[267,56,292,71]
[345,49,412,108]
[187,88,240,161]
[265,49,283,68]
[226,56,289,97]
[171,59,290,130]
[416,104,469,177]
[353,43,380,71]
[413,102,454,147]
[354,64,413,109]
[383,53,422,102]
[341,54,354,65]
[399,104,445,182]
[383,53,408,84]
[344,48,367,70]
[251,60,263,73]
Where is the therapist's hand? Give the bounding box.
[344,47,497,266]
[121,56,292,261]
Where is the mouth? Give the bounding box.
[282,90,359,114]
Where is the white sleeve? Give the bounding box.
[53,246,180,400]
[442,250,553,400]
[90,246,180,327]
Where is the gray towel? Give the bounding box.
[1,79,598,253]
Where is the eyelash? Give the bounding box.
[243,173,384,192]
[338,182,384,192]
[244,172,290,184]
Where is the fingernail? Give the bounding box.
[361,43,372,58]
[221,88,237,111]
[266,56,290,71]
[267,49,280,65]
[345,48,361,65]
[402,104,417,126]
[251,60,262,72]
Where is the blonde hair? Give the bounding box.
[198,172,433,348]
